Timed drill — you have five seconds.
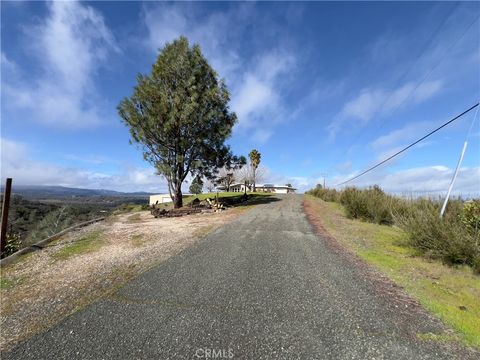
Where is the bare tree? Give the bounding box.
[235,163,267,192]
[204,178,216,193]
[217,167,236,192]
[236,165,252,190]
[254,165,266,188]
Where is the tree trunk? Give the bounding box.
[173,187,183,208]
[252,168,256,192]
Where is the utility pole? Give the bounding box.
[320,173,328,189]
[440,104,479,218]
[1,178,12,256]
[440,141,467,218]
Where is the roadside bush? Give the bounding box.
[395,199,480,273]
[460,200,480,238]
[4,233,21,257]
[307,188,339,202]
[339,186,395,225]
[306,184,480,272]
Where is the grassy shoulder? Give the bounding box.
[51,230,106,261]
[184,191,272,203]
[304,195,480,349]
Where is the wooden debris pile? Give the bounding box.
[150,207,202,218]
[150,194,249,218]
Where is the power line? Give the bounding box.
[331,11,479,172]
[335,102,480,187]
[348,3,459,141]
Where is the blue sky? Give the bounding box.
[1,1,479,194]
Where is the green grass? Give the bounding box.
[417,332,458,343]
[130,234,146,247]
[52,230,105,261]
[126,213,143,223]
[184,191,268,203]
[183,192,273,207]
[1,278,17,289]
[113,204,147,215]
[305,195,480,349]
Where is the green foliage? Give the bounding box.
[189,176,203,195]
[249,149,261,170]
[118,36,241,208]
[6,196,109,250]
[4,233,21,256]
[305,187,339,202]
[248,149,261,190]
[113,203,149,214]
[460,200,480,237]
[5,195,58,243]
[338,186,395,225]
[395,199,480,272]
[306,185,480,272]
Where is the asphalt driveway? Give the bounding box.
[3,195,474,359]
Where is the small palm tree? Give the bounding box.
[249,149,261,192]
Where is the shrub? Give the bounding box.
[339,186,395,225]
[307,188,339,202]
[4,233,21,256]
[306,184,480,272]
[460,200,480,238]
[395,199,480,273]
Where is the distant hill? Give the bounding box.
[2,185,155,200]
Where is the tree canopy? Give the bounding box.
[118,37,244,208]
[189,176,203,195]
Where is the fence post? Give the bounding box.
[1,178,13,256]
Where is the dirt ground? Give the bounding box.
[0,207,248,351]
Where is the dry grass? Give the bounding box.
[304,195,480,349]
[0,207,249,351]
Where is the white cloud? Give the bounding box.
[0,138,168,193]
[232,75,275,126]
[2,1,119,128]
[371,121,434,149]
[332,165,480,196]
[231,50,296,142]
[143,3,242,81]
[1,53,16,72]
[327,79,443,138]
[342,80,442,124]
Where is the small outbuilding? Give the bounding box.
[149,194,172,205]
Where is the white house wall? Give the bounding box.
[149,194,172,205]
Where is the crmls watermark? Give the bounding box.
[194,348,234,359]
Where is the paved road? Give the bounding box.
[4,195,474,359]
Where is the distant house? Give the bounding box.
[149,194,172,205]
[220,183,296,194]
[255,184,297,194]
[149,193,194,205]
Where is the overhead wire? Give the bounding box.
[330,3,461,168]
[328,10,479,186]
[335,102,480,187]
